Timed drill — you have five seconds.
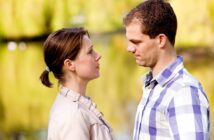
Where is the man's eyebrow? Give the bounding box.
[129,39,142,43]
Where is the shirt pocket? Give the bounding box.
[90,116,112,132]
[90,119,113,140]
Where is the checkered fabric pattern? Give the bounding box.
[133,56,210,140]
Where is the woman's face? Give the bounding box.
[74,35,101,82]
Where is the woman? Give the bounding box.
[40,27,113,140]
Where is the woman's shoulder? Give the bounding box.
[49,93,109,127]
[48,94,113,139]
[48,95,91,128]
[51,94,78,112]
[49,94,79,121]
[49,94,95,122]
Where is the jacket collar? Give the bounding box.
[60,86,103,118]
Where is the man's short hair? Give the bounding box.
[124,0,177,45]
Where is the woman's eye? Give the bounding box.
[88,49,93,54]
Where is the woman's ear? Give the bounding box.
[64,59,75,71]
[157,34,167,49]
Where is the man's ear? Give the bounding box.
[64,59,75,71]
[157,34,167,49]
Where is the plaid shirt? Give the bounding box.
[133,56,210,140]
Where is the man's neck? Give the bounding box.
[152,49,177,77]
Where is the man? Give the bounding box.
[123,0,210,139]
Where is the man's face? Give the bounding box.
[125,21,159,68]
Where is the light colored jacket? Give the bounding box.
[48,86,113,140]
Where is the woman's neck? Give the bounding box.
[62,78,88,96]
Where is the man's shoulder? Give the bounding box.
[168,68,201,93]
[180,68,200,87]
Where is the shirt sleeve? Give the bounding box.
[167,86,210,140]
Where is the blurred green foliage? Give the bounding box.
[0,43,56,133]
[0,0,214,46]
[0,0,140,37]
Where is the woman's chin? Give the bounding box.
[91,73,100,80]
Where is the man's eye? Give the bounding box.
[133,41,140,45]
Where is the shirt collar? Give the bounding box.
[60,86,90,102]
[143,56,184,87]
[60,86,103,118]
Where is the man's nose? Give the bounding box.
[127,45,136,53]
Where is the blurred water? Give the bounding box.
[0,33,213,140]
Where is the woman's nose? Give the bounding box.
[95,53,101,61]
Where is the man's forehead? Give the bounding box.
[126,25,143,39]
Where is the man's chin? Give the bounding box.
[136,60,142,65]
[136,60,145,67]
